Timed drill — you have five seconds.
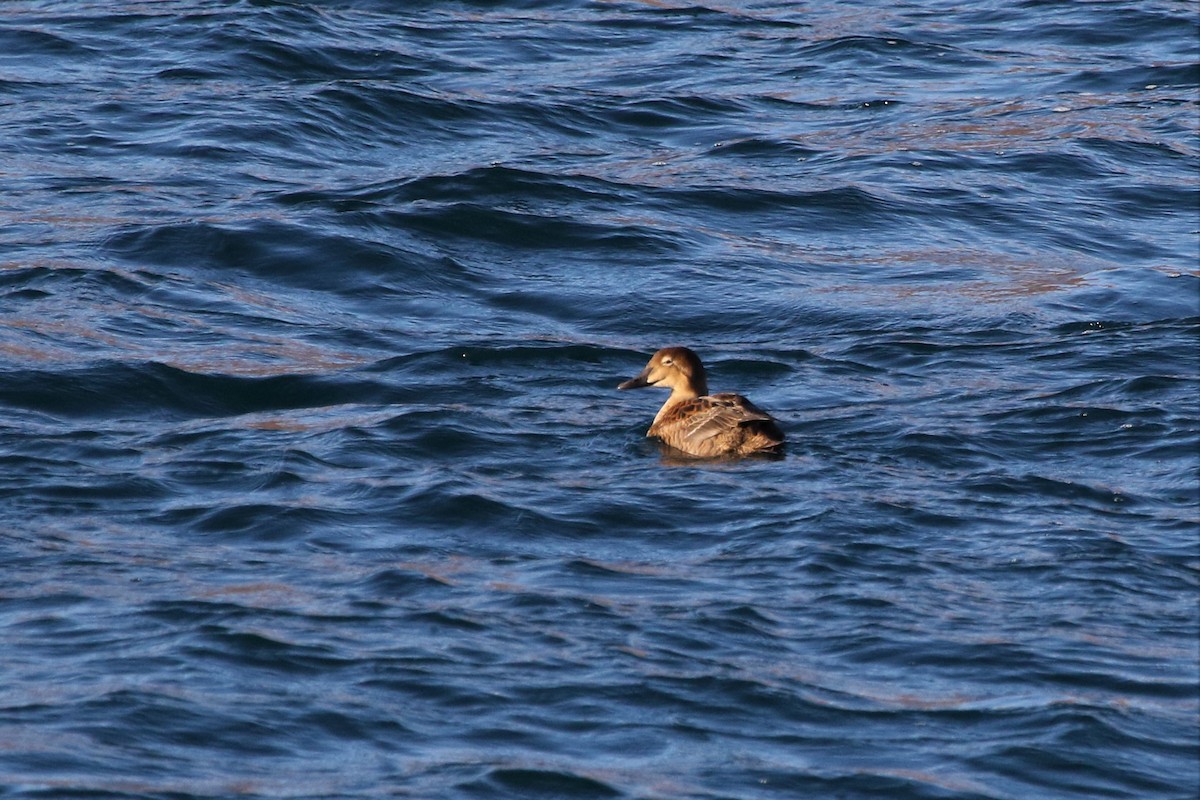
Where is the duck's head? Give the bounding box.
[618,346,709,398]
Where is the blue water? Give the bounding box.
[2,2,1198,798]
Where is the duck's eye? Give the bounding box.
[661,358,673,366]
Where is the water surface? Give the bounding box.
[1,1,1197,798]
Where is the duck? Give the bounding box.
[618,346,784,458]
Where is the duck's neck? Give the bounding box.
[688,373,709,398]
[652,379,707,425]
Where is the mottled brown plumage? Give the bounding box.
[618,346,784,458]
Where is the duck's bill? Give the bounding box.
[618,370,651,390]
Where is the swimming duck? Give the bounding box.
[618,346,784,458]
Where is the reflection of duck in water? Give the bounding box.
[618,347,785,458]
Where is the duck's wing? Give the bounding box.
[674,393,778,446]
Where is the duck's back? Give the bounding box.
[649,393,784,457]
